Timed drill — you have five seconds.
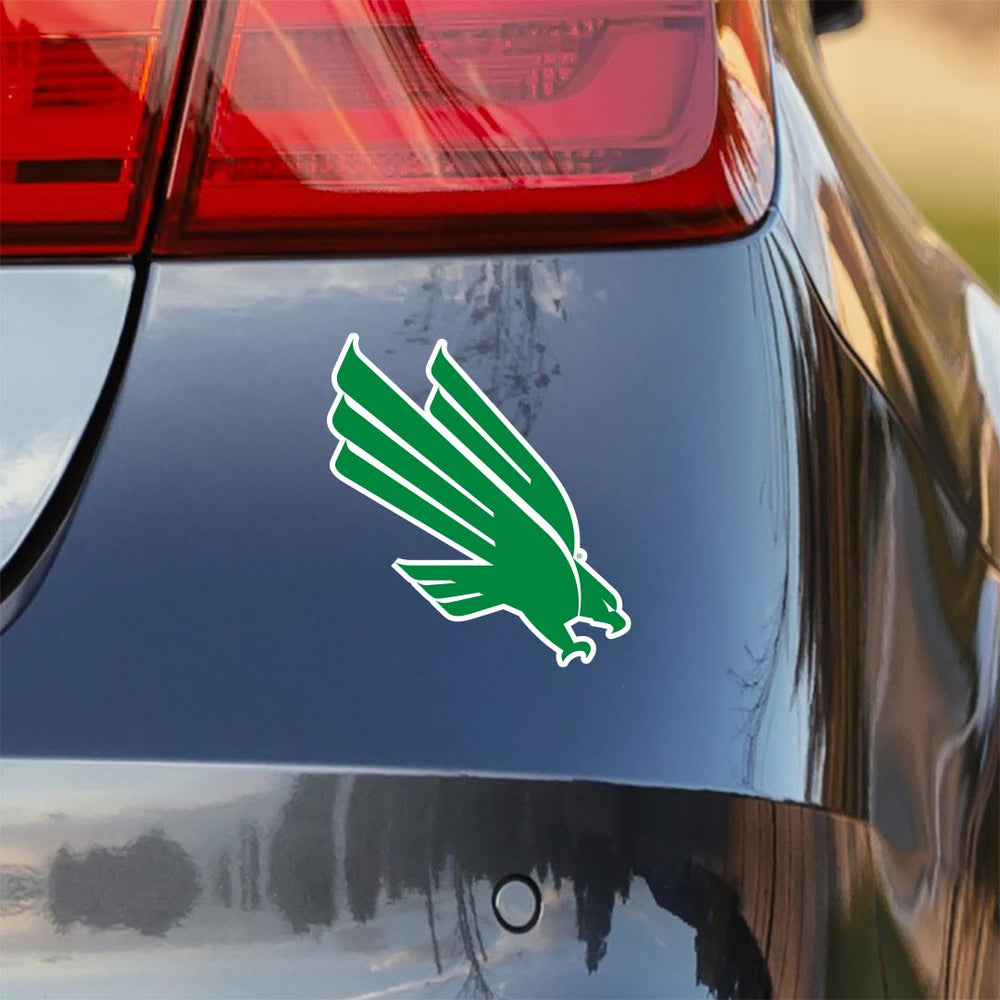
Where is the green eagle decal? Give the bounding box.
[328,334,630,666]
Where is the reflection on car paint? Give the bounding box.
[2,764,888,998]
[0,267,131,570]
[1,5,997,994]
[392,259,571,438]
[2,230,997,995]
[771,1,999,561]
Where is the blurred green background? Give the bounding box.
[821,0,1000,294]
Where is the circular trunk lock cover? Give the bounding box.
[492,874,542,933]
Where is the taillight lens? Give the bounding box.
[0,0,190,256]
[158,0,774,254]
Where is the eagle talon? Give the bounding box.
[558,638,596,667]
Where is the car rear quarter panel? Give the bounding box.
[1,2,998,994]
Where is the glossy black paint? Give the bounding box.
[2,235,792,785]
[3,236,996,999]
[771,2,999,562]
[3,222,996,813]
[1,762,887,998]
[1,1,997,996]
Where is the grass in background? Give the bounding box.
[822,1,999,295]
[924,208,1000,295]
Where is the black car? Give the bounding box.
[1,0,997,996]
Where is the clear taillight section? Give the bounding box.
[0,0,774,257]
[202,1,716,191]
[158,0,774,254]
[0,0,190,255]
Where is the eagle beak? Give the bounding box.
[604,609,631,638]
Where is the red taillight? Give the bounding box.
[0,0,190,256]
[0,0,774,257]
[158,0,774,254]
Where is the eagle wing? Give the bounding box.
[329,335,582,621]
[424,340,579,554]
[329,334,502,564]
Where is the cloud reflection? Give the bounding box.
[0,423,73,557]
